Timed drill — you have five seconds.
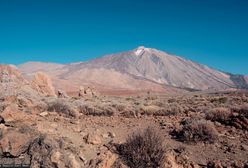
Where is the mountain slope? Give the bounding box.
[61,46,247,90]
[19,46,248,94]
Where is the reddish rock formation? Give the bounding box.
[31,72,56,96]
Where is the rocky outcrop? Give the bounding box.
[0,130,32,157]
[79,86,99,98]
[57,90,69,98]
[0,65,27,96]
[164,151,200,168]
[0,65,24,84]
[31,72,56,96]
[0,128,78,168]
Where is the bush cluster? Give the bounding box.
[178,120,218,143]
[117,127,165,168]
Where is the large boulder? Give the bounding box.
[1,104,20,122]
[31,72,56,96]
[0,130,31,157]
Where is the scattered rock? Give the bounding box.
[160,121,173,127]
[51,150,65,168]
[214,121,222,127]
[108,132,115,138]
[0,124,8,132]
[67,153,81,168]
[84,133,102,145]
[241,144,248,151]
[102,133,109,138]
[207,161,223,168]
[72,126,81,133]
[39,112,49,117]
[164,151,200,168]
[96,150,117,168]
[78,151,87,163]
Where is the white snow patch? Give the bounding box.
[134,46,151,56]
[135,48,144,56]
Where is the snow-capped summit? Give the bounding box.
[134,46,151,56]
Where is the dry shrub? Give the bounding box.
[142,104,183,117]
[145,96,158,101]
[126,97,134,101]
[168,98,176,103]
[151,100,165,107]
[120,110,138,118]
[232,104,248,117]
[140,105,160,116]
[164,105,184,116]
[32,101,48,112]
[111,103,126,112]
[47,99,77,117]
[117,127,165,168]
[79,104,114,116]
[218,97,228,104]
[179,120,218,143]
[170,105,184,114]
[205,107,232,123]
[209,97,228,104]
[207,160,247,168]
[117,105,137,118]
[138,104,183,117]
[153,108,178,116]
[152,109,168,116]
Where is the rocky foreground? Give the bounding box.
[0,65,248,168]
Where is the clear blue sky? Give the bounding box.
[0,0,247,74]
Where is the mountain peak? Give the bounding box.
[134,46,151,56]
[136,46,146,49]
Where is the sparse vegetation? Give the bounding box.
[178,120,218,143]
[78,104,114,116]
[117,127,165,168]
[47,99,77,117]
[1,82,248,167]
[232,104,248,117]
[203,105,248,130]
[218,97,228,104]
[205,107,232,123]
[210,97,228,104]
